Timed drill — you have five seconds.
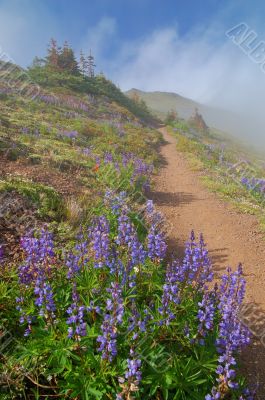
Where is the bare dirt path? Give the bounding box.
[151,127,265,397]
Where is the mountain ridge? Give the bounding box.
[125,88,258,149]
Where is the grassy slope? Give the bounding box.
[125,90,255,152]
[125,88,199,120]
[167,120,265,233]
[0,64,161,256]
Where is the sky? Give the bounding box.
[1,0,265,146]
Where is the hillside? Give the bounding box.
[0,43,256,400]
[125,89,256,149]
[126,88,200,120]
[0,61,161,260]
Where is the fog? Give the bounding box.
[108,23,265,151]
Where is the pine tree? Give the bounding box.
[46,38,59,68]
[79,50,88,75]
[87,49,96,78]
[59,41,79,74]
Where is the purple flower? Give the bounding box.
[104,152,113,164]
[66,235,88,279]
[34,279,56,318]
[197,291,216,338]
[208,264,251,397]
[182,231,213,287]
[17,229,56,333]
[159,261,180,325]
[125,354,142,382]
[104,190,127,215]
[89,216,111,269]
[97,282,124,361]
[66,284,87,339]
[147,225,167,262]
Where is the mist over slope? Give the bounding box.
[126,89,265,153]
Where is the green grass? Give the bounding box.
[0,64,162,239]
[0,178,65,221]
[168,124,265,236]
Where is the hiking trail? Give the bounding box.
[151,127,265,398]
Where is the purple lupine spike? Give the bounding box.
[89,216,111,269]
[97,282,124,361]
[104,190,127,215]
[207,264,251,397]
[147,225,167,262]
[182,232,213,287]
[145,200,154,215]
[104,152,113,164]
[18,229,56,332]
[197,291,216,342]
[66,234,88,279]
[116,208,135,246]
[125,350,142,383]
[19,229,53,285]
[159,261,181,325]
[34,279,56,318]
[66,283,87,340]
[16,296,33,336]
[116,306,145,399]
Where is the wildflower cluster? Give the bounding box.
[5,192,253,399]
[241,176,265,198]
[16,229,56,335]
[206,265,251,399]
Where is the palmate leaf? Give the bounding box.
[143,353,214,399]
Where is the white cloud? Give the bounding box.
[107,22,265,148]
[0,0,59,66]
[79,17,117,62]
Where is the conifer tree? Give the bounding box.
[59,41,79,74]
[87,49,96,78]
[79,50,88,75]
[46,38,59,68]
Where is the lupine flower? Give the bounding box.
[66,234,88,279]
[116,208,135,246]
[16,296,33,336]
[207,264,251,397]
[125,353,142,382]
[116,306,145,399]
[83,147,93,156]
[18,229,56,332]
[144,200,164,232]
[145,200,154,214]
[97,282,124,361]
[89,216,111,268]
[159,261,180,325]
[104,152,113,164]
[116,208,146,286]
[182,231,213,287]
[34,279,56,318]
[240,176,265,198]
[147,225,167,262]
[197,291,216,341]
[19,229,54,285]
[104,190,127,215]
[66,284,87,339]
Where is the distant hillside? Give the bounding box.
[125,89,256,148]
[126,88,200,120]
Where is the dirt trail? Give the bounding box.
[151,127,265,397]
